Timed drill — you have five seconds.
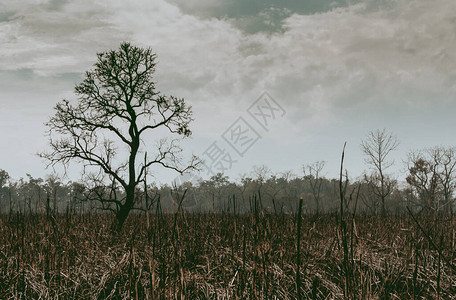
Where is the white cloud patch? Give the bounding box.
[0,0,126,75]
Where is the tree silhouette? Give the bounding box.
[361,129,399,216]
[302,161,325,215]
[406,147,456,213]
[41,42,199,231]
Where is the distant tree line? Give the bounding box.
[1,143,455,216]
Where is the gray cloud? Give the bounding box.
[167,0,365,33]
[0,0,128,76]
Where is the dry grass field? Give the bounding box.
[1,211,455,299]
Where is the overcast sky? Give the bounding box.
[1,0,456,184]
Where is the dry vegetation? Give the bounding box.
[1,210,456,299]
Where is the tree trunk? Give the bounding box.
[46,193,50,217]
[114,206,130,232]
[113,187,135,232]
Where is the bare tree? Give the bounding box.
[406,151,440,212]
[358,176,379,214]
[360,129,399,216]
[252,165,271,211]
[361,172,397,214]
[0,170,9,214]
[406,147,456,213]
[438,147,456,212]
[200,173,229,212]
[44,174,62,215]
[264,172,292,214]
[41,42,199,231]
[302,161,325,215]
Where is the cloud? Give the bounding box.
[0,0,127,76]
[0,0,455,181]
[2,0,455,120]
[258,0,456,124]
[167,0,367,33]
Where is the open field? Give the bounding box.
[1,212,455,299]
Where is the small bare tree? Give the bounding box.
[41,42,199,231]
[264,171,293,214]
[406,151,440,212]
[302,161,325,214]
[435,147,456,212]
[360,129,399,216]
[252,165,272,210]
[0,170,10,214]
[406,147,456,213]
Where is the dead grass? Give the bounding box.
[0,212,455,299]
